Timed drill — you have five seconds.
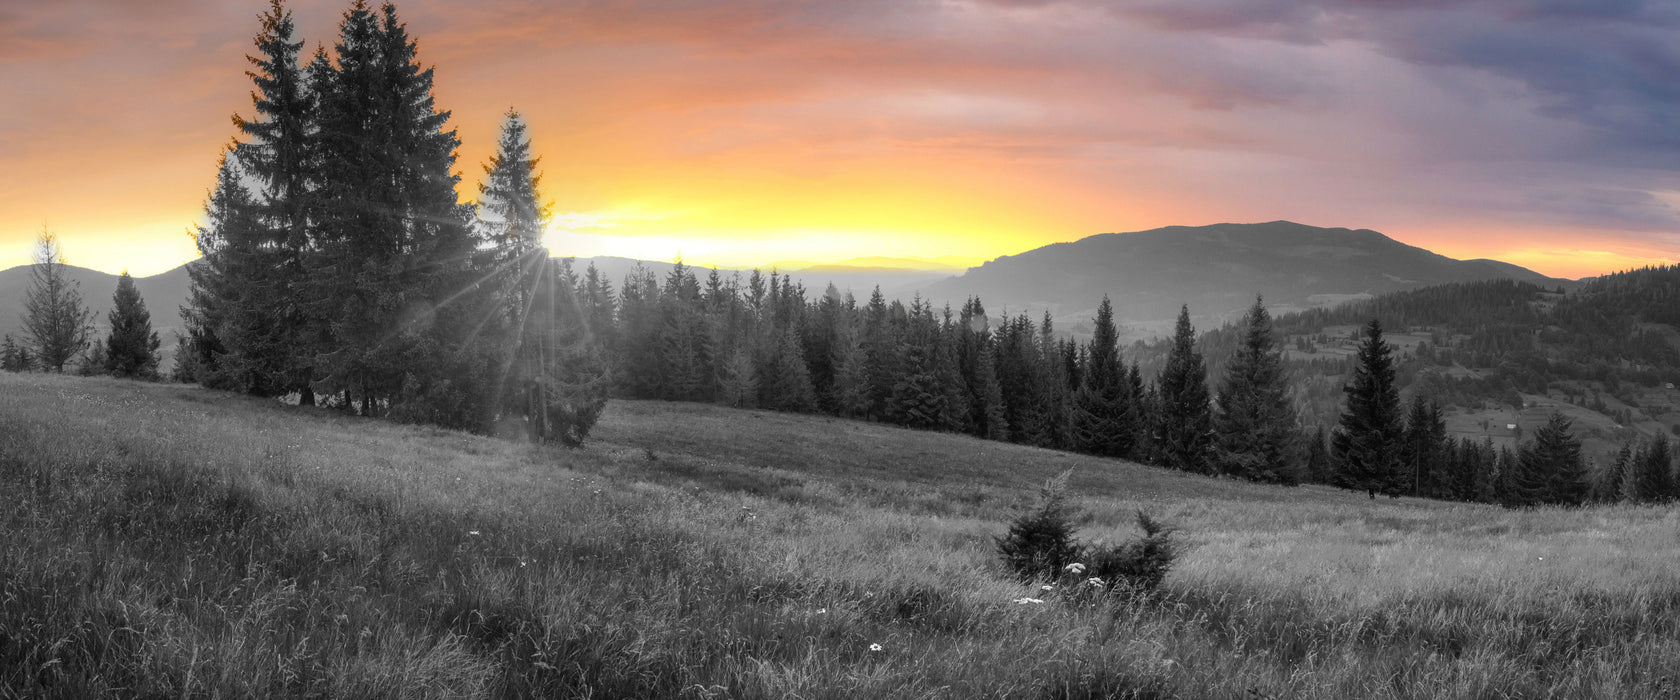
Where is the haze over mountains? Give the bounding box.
[0,221,1569,346]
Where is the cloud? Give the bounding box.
[4,0,1678,278]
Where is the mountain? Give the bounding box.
[914,221,1569,338]
[0,264,192,347]
[0,221,1567,352]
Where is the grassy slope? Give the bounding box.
[4,374,1680,698]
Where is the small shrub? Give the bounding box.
[1084,511,1179,595]
[996,470,1081,581]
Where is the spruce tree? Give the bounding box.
[1213,296,1298,483]
[763,325,817,412]
[232,0,317,401]
[1072,296,1135,458]
[181,155,256,388]
[1155,305,1214,472]
[1611,442,1636,503]
[103,272,162,379]
[0,335,19,372]
[1399,396,1447,497]
[1331,319,1404,498]
[308,1,477,416]
[1511,412,1586,507]
[21,227,94,373]
[1303,427,1331,484]
[1634,436,1675,503]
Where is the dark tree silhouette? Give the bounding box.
[1332,319,1404,497]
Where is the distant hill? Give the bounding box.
[0,264,192,347]
[915,221,1569,338]
[0,221,1568,351]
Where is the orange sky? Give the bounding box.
[2,0,1677,279]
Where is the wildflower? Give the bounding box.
[1041,584,1054,592]
[467,530,481,536]
[816,608,827,614]
[1013,597,1045,605]
[1064,563,1086,575]
[869,643,883,652]
[1086,577,1106,588]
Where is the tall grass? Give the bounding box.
[3,373,1679,698]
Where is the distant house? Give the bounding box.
[1506,423,1518,431]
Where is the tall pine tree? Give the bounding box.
[1072,296,1136,458]
[1155,305,1214,472]
[1213,296,1298,483]
[1332,319,1404,497]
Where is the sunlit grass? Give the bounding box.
[4,373,1679,698]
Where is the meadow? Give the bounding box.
[3,372,1678,698]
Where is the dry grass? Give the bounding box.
[3,372,1679,698]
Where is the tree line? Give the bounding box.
[574,254,1678,507]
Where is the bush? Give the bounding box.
[995,470,1081,581]
[997,472,1183,596]
[1083,511,1179,595]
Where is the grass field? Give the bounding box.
[4,373,1680,698]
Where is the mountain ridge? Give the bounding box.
[914,220,1569,337]
[0,221,1571,347]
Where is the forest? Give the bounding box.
[2,0,1676,511]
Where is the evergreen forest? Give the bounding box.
[2,0,1676,509]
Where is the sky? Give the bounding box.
[2,0,1678,279]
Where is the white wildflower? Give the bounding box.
[1041,584,1054,592]
[869,643,883,652]
[1064,563,1086,575]
[1013,597,1045,605]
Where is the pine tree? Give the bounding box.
[103,272,162,379]
[1399,396,1447,497]
[956,298,1008,440]
[76,343,108,377]
[21,227,94,373]
[1072,296,1136,458]
[0,335,20,372]
[718,346,759,408]
[181,155,255,389]
[231,0,317,401]
[1611,443,1637,503]
[516,260,611,446]
[1509,412,1586,507]
[828,302,869,417]
[1155,305,1214,472]
[762,325,817,412]
[1331,319,1404,498]
[1633,436,1675,503]
[307,1,477,415]
[1213,296,1298,483]
[1303,427,1331,484]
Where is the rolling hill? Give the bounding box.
[916,221,1568,338]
